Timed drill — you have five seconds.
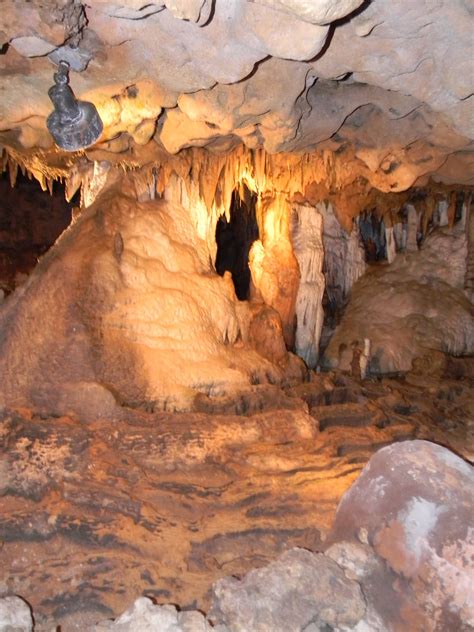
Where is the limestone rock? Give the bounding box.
[9,36,57,58]
[320,202,366,314]
[291,203,325,368]
[243,3,330,61]
[95,597,213,631]
[0,596,33,632]
[0,0,472,188]
[209,547,366,631]
[164,0,213,24]
[330,440,474,631]
[0,176,297,414]
[254,0,365,25]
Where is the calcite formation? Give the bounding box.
[324,218,474,374]
[0,171,309,414]
[0,0,472,190]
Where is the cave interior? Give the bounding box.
[0,1,473,631]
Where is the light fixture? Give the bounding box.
[47,60,103,151]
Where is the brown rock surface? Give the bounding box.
[1,367,472,630]
[330,439,474,631]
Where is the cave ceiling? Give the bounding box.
[0,0,473,192]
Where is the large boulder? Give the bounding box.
[0,596,33,632]
[209,547,365,631]
[330,440,474,631]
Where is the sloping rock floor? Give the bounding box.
[1,361,473,631]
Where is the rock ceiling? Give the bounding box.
[0,0,473,190]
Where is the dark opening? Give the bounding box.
[215,184,259,300]
[455,191,465,223]
[0,170,74,296]
[359,211,387,262]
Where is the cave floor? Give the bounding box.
[1,365,473,630]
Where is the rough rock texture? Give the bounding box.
[1,367,472,630]
[324,222,474,374]
[331,440,474,631]
[94,598,213,632]
[0,0,472,190]
[209,547,365,631]
[0,174,305,414]
[0,596,33,632]
[3,435,473,631]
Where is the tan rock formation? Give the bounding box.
[0,0,472,189]
[324,222,474,374]
[0,173,304,414]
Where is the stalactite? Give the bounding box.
[81,161,110,208]
[8,157,18,188]
[320,202,366,312]
[65,165,83,202]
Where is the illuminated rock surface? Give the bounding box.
[0,1,472,189]
[0,174,305,414]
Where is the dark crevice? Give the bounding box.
[0,170,74,296]
[215,185,259,301]
[359,212,387,262]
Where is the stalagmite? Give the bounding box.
[385,225,396,263]
[405,204,418,252]
[438,198,449,227]
[393,221,404,252]
[249,194,300,347]
[291,203,325,368]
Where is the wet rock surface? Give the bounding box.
[1,366,473,630]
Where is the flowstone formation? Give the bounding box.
[0,171,306,414]
[324,219,474,374]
